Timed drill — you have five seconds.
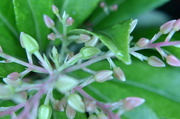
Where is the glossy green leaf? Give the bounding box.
[68,19,132,64]
[90,0,169,29]
[60,0,100,29]
[0,0,26,78]
[78,59,180,118]
[13,0,54,51]
[0,0,25,57]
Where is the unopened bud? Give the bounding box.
[94,70,113,83]
[85,36,99,47]
[160,20,176,34]
[86,101,96,113]
[130,19,138,33]
[38,105,52,119]
[52,5,59,15]
[77,34,91,43]
[47,33,56,41]
[66,105,76,119]
[0,46,3,52]
[148,56,165,67]
[67,93,85,113]
[7,72,20,80]
[44,15,55,28]
[3,78,22,87]
[136,38,149,48]
[97,113,108,119]
[88,114,98,119]
[123,97,145,111]
[55,75,79,93]
[100,2,106,8]
[166,55,180,67]
[66,17,74,26]
[0,84,15,99]
[110,4,118,11]
[20,32,39,54]
[113,67,126,81]
[80,46,100,59]
[173,19,180,31]
[53,100,64,111]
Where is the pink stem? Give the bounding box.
[75,87,120,119]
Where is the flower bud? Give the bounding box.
[136,38,149,48]
[0,46,3,52]
[160,20,176,34]
[20,32,39,54]
[3,77,22,87]
[110,4,118,11]
[113,67,126,81]
[52,5,59,15]
[47,33,56,41]
[53,100,64,111]
[130,19,138,33]
[148,56,165,67]
[88,114,98,119]
[100,2,106,8]
[122,97,145,111]
[80,46,100,59]
[97,113,108,119]
[94,70,113,83]
[85,36,99,47]
[77,34,91,43]
[173,19,180,31]
[0,84,15,99]
[43,15,55,28]
[85,101,96,113]
[66,105,76,119]
[166,55,180,67]
[67,93,85,113]
[66,17,74,26]
[38,105,52,119]
[55,75,79,93]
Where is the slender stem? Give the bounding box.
[75,87,120,119]
[64,52,114,73]
[0,52,48,73]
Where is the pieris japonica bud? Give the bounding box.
[166,55,180,67]
[136,38,149,48]
[80,46,100,59]
[44,15,55,28]
[55,75,79,93]
[113,67,126,81]
[20,32,39,54]
[38,105,52,119]
[66,105,76,119]
[94,70,113,82]
[160,20,176,34]
[148,56,165,67]
[66,17,74,26]
[0,84,15,99]
[173,19,180,31]
[67,93,85,113]
[52,5,59,15]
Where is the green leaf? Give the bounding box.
[68,19,132,64]
[80,59,180,118]
[60,0,101,29]
[0,0,26,78]
[90,0,169,29]
[13,0,54,51]
[0,0,25,58]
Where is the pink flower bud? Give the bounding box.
[53,100,64,111]
[113,67,126,81]
[123,97,145,111]
[43,15,54,28]
[110,4,118,11]
[47,33,56,41]
[66,105,76,119]
[52,5,59,15]
[166,55,180,67]
[85,101,96,113]
[78,34,91,43]
[160,20,176,34]
[0,46,3,52]
[136,38,149,48]
[148,56,165,67]
[173,19,180,31]
[66,17,74,26]
[100,2,106,8]
[94,70,113,82]
[7,72,20,80]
